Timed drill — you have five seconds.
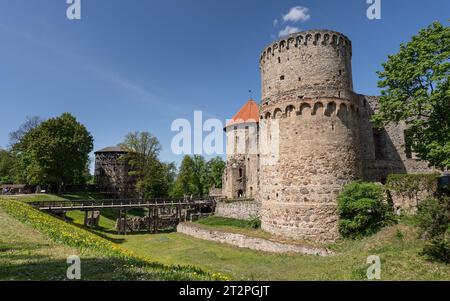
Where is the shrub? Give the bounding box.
[247,216,261,229]
[416,197,450,263]
[416,197,450,239]
[421,232,450,263]
[337,181,396,239]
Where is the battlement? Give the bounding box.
[259,30,352,65]
[259,98,359,120]
[259,29,354,100]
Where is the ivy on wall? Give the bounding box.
[386,173,440,198]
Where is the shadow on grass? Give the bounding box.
[0,254,191,281]
[0,242,53,253]
[59,192,106,201]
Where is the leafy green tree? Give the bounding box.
[15,113,93,191]
[120,131,174,198]
[372,22,450,170]
[170,155,225,197]
[204,157,226,190]
[172,155,198,197]
[0,149,16,184]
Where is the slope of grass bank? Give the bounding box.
[0,199,229,281]
[2,194,449,280]
[104,223,450,280]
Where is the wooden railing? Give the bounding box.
[29,197,216,212]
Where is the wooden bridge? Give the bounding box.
[29,197,216,235]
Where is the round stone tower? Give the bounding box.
[258,30,362,242]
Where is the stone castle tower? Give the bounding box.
[222,29,435,242]
[222,100,260,200]
[258,30,361,242]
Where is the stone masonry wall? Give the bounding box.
[215,200,261,220]
[177,222,333,256]
[258,96,362,242]
[358,95,436,182]
[259,30,353,104]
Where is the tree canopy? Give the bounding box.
[13,113,93,191]
[0,149,16,185]
[120,131,175,198]
[372,22,450,170]
[171,155,225,197]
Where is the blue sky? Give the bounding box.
[0,0,449,168]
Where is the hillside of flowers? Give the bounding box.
[0,199,230,281]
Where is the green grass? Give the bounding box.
[2,193,449,280]
[102,223,450,280]
[198,216,255,229]
[3,192,104,203]
[0,198,230,281]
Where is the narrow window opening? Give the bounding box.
[404,129,413,159]
[373,129,386,160]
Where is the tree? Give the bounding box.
[119,131,174,198]
[170,155,225,197]
[172,156,197,197]
[204,157,226,190]
[372,22,450,170]
[15,113,93,191]
[0,149,16,184]
[9,116,42,147]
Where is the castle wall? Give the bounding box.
[257,30,361,242]
[258,96,361,242]
[358,95,435,182]
[215,200,261,220]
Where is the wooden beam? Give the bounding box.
[84,210,88,226]
[124,210,127,235]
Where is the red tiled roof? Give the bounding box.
[226,99,260,127]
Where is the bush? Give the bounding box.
[248,216,261,229]
[416,197,450,263]
[416,197,450,239]
[421,232,450,263]
[337,181,396,239]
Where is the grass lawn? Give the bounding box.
[104,224,450,280]
[2,193,449,280]
[0,198,229,281]
[65,208,449,280]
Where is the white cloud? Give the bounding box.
[278,25,300,37]
[273,19,278,27]
[282,6,311,23]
